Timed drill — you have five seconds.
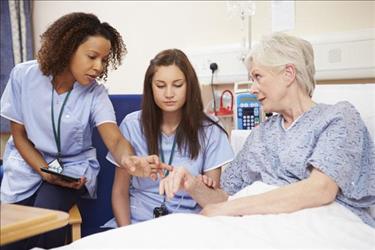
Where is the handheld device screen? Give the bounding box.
[40,167,80,182]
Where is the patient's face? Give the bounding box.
[152,64,187,115]
[249,63,287,113]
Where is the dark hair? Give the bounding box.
[141,49,227,159]
[37,12,126,80]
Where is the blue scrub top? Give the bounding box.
[104,111,234,226]
[0,60,116,203]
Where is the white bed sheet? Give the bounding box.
[51,182,375,250]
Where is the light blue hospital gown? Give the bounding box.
[104,111,234,226]
[0,60,116,203]
[221,101,375,227]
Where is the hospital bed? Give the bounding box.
[51,182,374,249]
[50,83,374,249]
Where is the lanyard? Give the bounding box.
[159,134,177,205]
[51,87,72,158]
[159,134,177,177]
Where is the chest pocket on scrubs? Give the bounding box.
[60,110,85,154]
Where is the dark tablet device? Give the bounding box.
[41,167,80,182]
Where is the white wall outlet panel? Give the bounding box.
[311,29,375,80]
[186,44,249,85]
[187,29,375,84]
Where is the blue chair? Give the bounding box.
[78,94,142,237]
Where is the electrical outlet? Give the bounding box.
[187,45,248,84]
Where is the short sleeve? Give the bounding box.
[0,65,24,124]
[220,132,261,195]
[90,84,116,126]
[307,102,375,201]
[202,124,234,172]
[106,114,132,166]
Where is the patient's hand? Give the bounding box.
[121,155,172,180]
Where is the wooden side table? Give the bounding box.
[1,203,69,246]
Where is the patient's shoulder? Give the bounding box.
[313,101,373,143]
[319,101,363,125]
[330,101,360,116]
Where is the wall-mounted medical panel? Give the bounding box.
[188,29,375,84]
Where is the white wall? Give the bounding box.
[251,1,375,42]
[33,1,375,93]
[33,1,243,94]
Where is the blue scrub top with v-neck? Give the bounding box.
[104,110,234,226]
[0,60,116,203]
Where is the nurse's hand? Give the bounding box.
[159,167,196,200]
[197,174,216,189]
[120,155,173,180]
[41,172,87,189]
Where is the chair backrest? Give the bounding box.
[78,94,142,237]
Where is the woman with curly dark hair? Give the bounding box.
[0,12,167,249]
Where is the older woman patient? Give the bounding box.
[159,32,375,227]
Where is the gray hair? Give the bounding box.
[245,32,316,97]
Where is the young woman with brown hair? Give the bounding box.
[105,49,234,227]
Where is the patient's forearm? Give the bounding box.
[219,174,338,216]
[187,178,229,207]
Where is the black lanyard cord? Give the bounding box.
[159,134,177,174]
[51,87,72,158]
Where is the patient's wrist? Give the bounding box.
[186,175,205,195]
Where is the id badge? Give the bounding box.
[48,159,64,173]
[153,204,169,218]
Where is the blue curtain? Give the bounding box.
[0,0,33,133]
